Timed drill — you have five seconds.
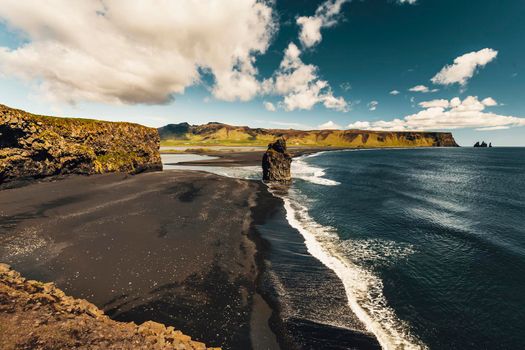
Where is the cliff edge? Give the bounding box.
[0,264,219,350]
[0,104,162,185]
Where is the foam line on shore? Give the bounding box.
[292,155,341,186]
[274,187,427,350]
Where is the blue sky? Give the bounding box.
[0,0,524,146]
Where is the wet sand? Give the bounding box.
[253,187,381,350]
[0,171,278,349]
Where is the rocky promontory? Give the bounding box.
[262,138,292,182]
[0,104,162,185]
[0,264,218,350]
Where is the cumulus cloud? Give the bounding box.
[296,0,349,48]
[264,101,276,112]
[390,90,400,95]
[0,0,276,104]
[418,99,450,109]
[409,85,438,93]
[481,97,498,106]
[368,100,378,111]
[347,121,371,129]
[431,48,498,86]
[318,120,342,130]
[398,0,417,4]
[346,96,525,131]
[263,43,348,112]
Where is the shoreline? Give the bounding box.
[163,147,342,167]
[251,182,381,349]
[161,147,384,349]
[1,147,388,349]
[162,146,462,169]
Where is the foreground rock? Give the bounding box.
[262,138,292,182]
[0,264,219,350]
[0,104,162,185]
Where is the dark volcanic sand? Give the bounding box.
[0,171,278,350]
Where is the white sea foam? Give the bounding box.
[291,155,341,186]
[271,186,427,350]
[162,152,341,186]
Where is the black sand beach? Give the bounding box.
[1,165,381,349]
[0,171,278,349]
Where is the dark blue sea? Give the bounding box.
[282,148,525,349]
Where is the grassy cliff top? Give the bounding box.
[0,104,155,130]
[158,122,459,148]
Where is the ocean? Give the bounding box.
[280,148,525,349]
[162,148,525,349]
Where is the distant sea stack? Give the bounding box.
[0,104,162,185]
[262,138,292,182]
[159,122,459,148]
[474,141,491,147]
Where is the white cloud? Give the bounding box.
[323,94,349,111]
[390,90,400,95]
[476,126,509,131]
[296,0,349,48]
[0,0,276,104]
[264,43,349,112]
[347,121,371,129]
[431,48,498,86]
[318,120,342,130]
[346,96,525,131]
[398,0,417,4]
[481,97,498,106]
[418,99,450,109]
[368,100,378,111]
[409,85,438,93]
[264,101,276,112]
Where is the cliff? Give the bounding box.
[0,104,162,185]
[159,122,459,148]
[0,264,218,350]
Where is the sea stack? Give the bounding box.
[474,141,489,148]
[262,138,292,182]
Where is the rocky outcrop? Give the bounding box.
[0,104,162,185]
[0,264,219,350]
[262,138,292,182]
